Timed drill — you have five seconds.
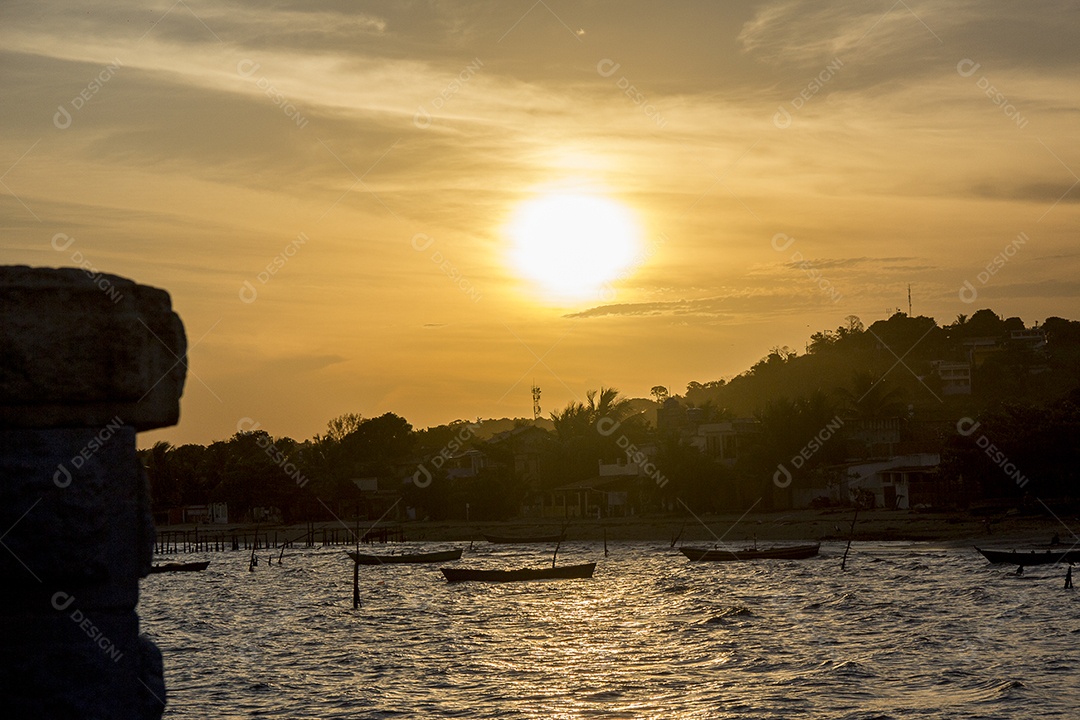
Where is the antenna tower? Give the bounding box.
[531,383,541,420]
[908,284,912,316]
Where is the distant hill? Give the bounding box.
[680,310,1080,419]
[433,403,662,438]
[447,416,554,439]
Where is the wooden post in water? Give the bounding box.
[277,530,304,564]
[352,557,360,609]
[603,526,609,557]
[249,525,259,571]
[841,506,859,571]
[353,503,361,608]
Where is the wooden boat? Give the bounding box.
[441,562,596,583]
[149,560,210,574]
[345,548,462,565]
[976,547,1080,566]
[483,533,565,544]
[680,543,821,562]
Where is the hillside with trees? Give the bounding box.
[141,309,1080,524]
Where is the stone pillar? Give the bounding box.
[0,266,186,720]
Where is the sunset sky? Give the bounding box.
[2,1,1077,447]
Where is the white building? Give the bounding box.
[842,453,941,509]
[935,361,972,395]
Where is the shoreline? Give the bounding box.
[153,508,1073,546]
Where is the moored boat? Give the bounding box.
[975,546,1080,566]
[441,562,596,583]
[680,543,821,562]
[149,560,210,574]
[483,533,565,544]
[346,548,462,565]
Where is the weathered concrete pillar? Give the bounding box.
[0,266,186,719]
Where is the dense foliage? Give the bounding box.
[140,310,1080,521]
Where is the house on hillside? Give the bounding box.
[442,449,488,479]
[844,417,903,457]
[342,476,404,521]
[484,424,554,516]
[789,454,947,510]
[691,419,758,465]
[161,502,229,526]
[656,397,688,434]
[1009,327,1047,349]
[548,459,643,518]
[962,336,1003,367]
[934,360,972,395]
[485,424,550,482]
[842,453,943,509]
[550,476,634,518]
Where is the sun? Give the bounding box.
[507,193,643,301]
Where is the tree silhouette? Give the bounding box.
[836,371,906,420]
[550,386,637,441]
[323,412,363,442]
[651,385,669,403]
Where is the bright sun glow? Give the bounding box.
[507,193,643,300]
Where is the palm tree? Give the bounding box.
[549,386,636,441]
[548,387,646,484]
[143,441,176,508]
[550,400,591,442]
[588,386,635,423]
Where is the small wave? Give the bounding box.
[947,585,995,601]
[826,659,879,679]
[660,583,691,594]
[704,606,755,624]
[958,678,1028,704]
[814,591,861,609]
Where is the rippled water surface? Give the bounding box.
[141,542,1080,719]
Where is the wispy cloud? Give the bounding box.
[565,289,841,320]
[2,0,1077,443]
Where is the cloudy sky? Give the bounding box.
[2,0,1077,446]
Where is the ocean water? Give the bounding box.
[140,541,1080,719]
